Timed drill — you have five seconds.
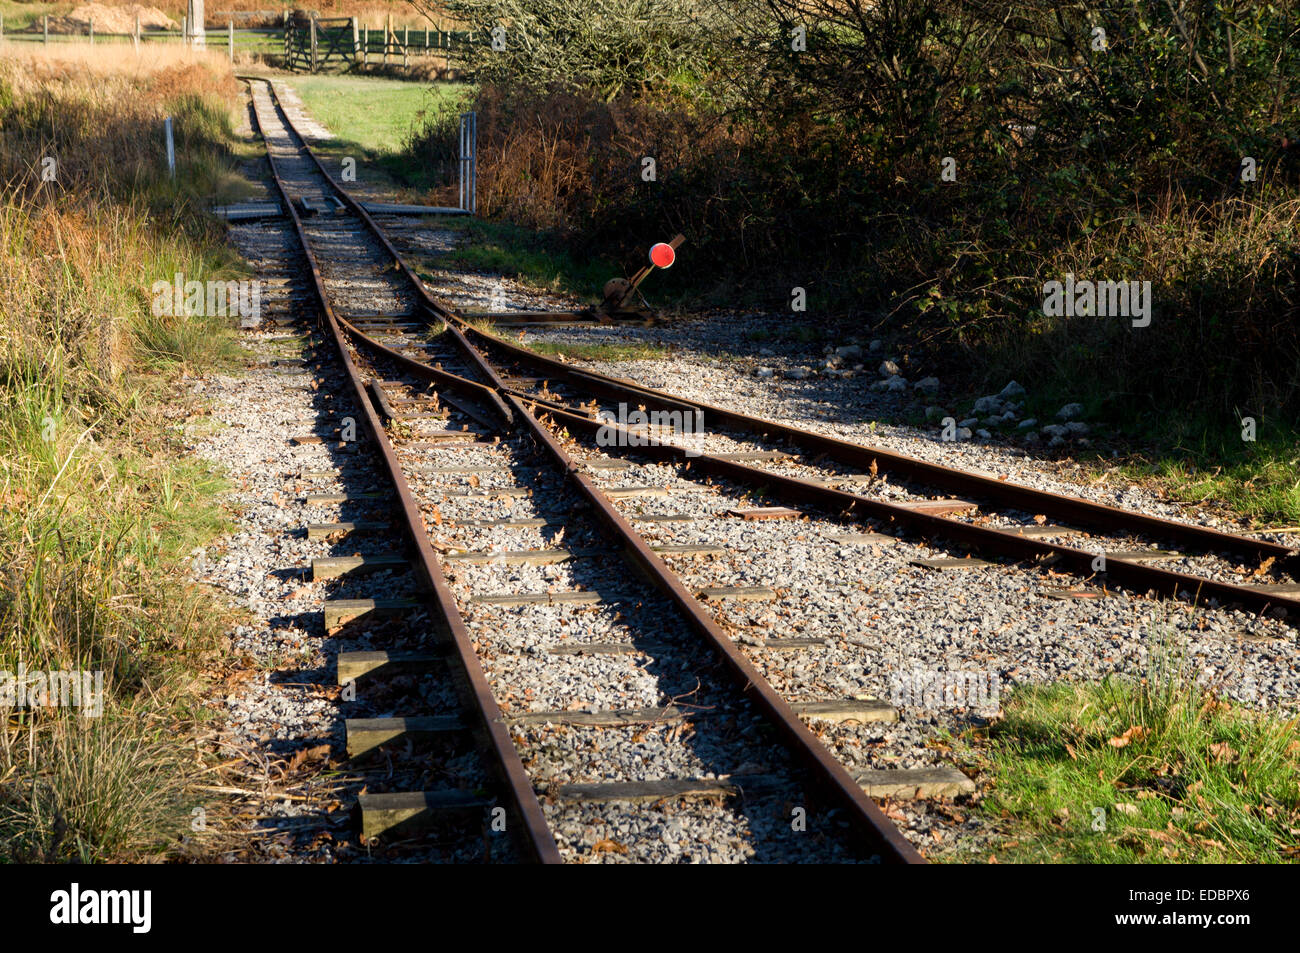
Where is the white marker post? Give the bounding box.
[164,117,176,179]
[458,112,478,214]
[459,113,468,211]
[470,111,477,214]
[187,0,205,49]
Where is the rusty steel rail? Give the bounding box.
[257,76,925,865]
[404,299,1300,615]
[525,398,1300,616]
[505,389,923,864]
[477,354,1300,614]
[246,79,562,864]
[460,327,1299,572]
[252,75,1298,585]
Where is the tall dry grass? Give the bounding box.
[0,44,240,861]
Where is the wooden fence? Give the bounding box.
[282,10,475,73]
[0,14,279,60]
[0,9,473,74]
[283,12,353,72]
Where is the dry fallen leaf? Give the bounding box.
[591,838,628,855]
[286,744,331,774]
[1107,725,1148,748]
[1209,742,1237,763]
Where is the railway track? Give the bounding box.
[231,76,1297,863]
[259,79,1300,622]
[461,342,1300,610]
[241,77,924,863]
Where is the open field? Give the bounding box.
[290,73,464,155]
[0,0,448,30]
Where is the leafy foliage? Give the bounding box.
[412,0,732,99]
[411,0,1300,428]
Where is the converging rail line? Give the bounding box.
[242,77,924,863]
[235,74,1299,863]
[261,76,1299,621]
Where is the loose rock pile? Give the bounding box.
[751,335,1098,449]
[929,384,1092,447]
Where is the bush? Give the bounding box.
[413,0,731,99]
[410,0,1300,426]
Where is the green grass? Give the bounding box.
[972,629,1300,863]
[291,74,461,154]
[290,74,468,189]
[1098,430,1300,528]
[524,339,669,362]
[425,218,615,303]
[0,1,67,31]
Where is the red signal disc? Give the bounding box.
[649,243,676,268]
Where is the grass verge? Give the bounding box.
[524,339,669,362]
[0,45,243,862]
[1100,432,1300,528]
[973,631,1299,863]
